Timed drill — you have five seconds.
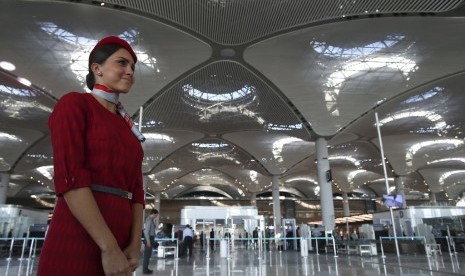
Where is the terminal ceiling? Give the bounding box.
[1,0,465,209]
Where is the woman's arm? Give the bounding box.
[64,187,130,275]
[124,203,143,271]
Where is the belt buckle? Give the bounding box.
[122,191,133,200]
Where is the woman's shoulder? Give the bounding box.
[54,92,93,110]
[58,91,92,103]
[51,92,93,117]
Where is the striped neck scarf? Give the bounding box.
[91,84,145,142]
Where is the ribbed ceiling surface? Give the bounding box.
[105,0,463,44]
[141,61,311,137]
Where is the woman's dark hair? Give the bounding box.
[85,44,123,90]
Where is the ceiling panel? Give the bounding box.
[103,0,463,44]
[0,1,211,114]
[224,131,314,175]
[244,17,465,136]
[140,61,311,137]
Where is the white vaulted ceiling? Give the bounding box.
[1,0,465,209]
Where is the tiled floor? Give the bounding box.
[2,247,464,275]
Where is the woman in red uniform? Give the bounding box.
[38,36,145,275]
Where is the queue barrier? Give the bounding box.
[0,237,45,261]
[450,236,465,253]
[379,236,428,257]
[205,236,337,258]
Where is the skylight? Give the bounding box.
[249,170,258,184]
[182,84,255,102]
[0,85,37,97]
[144,133,174,143]
[439,170,465,186]
[285,177,318,185]
[311,35,405,58]
[0,132,22,142]
[329,155,361,168]
[347,170,367,186]
[272,137,302,162]
[402,87,443,105]
[192,142,229,148]
[39,22,159,90]
[267,123,303,131]
[310,34,417,117]
[406,139,464,168]
[428,158,465,165]
[36,165,54,180]
[378,111,447,133]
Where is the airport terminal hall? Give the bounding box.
[2,0,465,275]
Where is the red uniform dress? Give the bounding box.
[37,92,144,275]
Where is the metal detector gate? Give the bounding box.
[282,218,298,250]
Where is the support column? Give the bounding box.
[250,192,257,207]
[316,137,335,231]
[394,176,407,208]
[342,192,350,217]
[429,191,437,206]
[154,191,161,226]
[342,191,350,240]
[271,176,282,234]
[0,173,10,204]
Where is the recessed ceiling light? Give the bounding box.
[0,61,15,71]
[17,77,32,86]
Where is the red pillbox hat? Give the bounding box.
[90,36,137,63]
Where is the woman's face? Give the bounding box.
[95,48,136,93]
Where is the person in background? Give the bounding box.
[210,228,215,251]
[252,227,259,248]
[183,224,194,256]
[311,225,322,251]
[265,227,271,250]
[142,209,159,274]
[243,230,249,248]
[37,36,145,276]
[200,230,204,250]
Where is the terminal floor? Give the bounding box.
[1,248,464,275]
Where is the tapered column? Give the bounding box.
[342,192,350,217]
[429,191,437,206]
[154,191,161,225]
[250,192,257,207]
[394,176,407,208]
[271,176,282,234]
[0,173,10,204]
[316,138,335,231]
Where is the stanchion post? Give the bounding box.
[332,235,337,257]
[423,236,429,256]
[446,236,453,256]
[380,237,385,258]
[32,238,40,258]
[315,238,319,255]
[28,238,35,259]
[375,112,400,257]
[175,238,180,260]
[19,238,27,260]
[7,238,14,261]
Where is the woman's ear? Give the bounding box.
[91,63,102,77]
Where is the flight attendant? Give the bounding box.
[38,36,145,275]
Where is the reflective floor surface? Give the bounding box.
[1,248,464,275]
